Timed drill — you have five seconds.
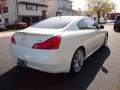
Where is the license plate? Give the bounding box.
[18,59,27,68]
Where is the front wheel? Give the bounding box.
[70,48,85,74]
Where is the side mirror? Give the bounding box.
[100,25,104,29]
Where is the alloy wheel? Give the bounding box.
[71,48,85,73]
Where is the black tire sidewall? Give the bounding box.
[103,35,108,47]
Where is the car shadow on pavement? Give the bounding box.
[114,29,120,33]
[0,47,110,90]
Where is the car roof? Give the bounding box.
[50,16,89,21]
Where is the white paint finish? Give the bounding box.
[14,28,61,48]
[10,43,71,73]
[10,16,108,73]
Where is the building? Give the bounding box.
[0,0,72,25]
[0,0,48,25]
[17,0,48,25]
[0,0,9,23]
[47,0,72,17]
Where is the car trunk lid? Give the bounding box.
[14,28,63,48]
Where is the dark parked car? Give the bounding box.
[15,22,27,29]
[114,15,120,31]
[6,22,27,30]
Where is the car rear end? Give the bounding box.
[10,16,80,73]
[10,28,71,73]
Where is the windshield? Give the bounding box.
[32,17,72,29]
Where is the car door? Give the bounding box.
[85,18,106,53]
[78,18,101,55]
[85,18,105,48]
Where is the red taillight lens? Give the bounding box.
[32,35,61,49]
[11,35,16,44]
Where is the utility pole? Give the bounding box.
[15,0,19,22]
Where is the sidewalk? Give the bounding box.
[0,31,15,38]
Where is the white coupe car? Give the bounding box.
[10,16,108,74]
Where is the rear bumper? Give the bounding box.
[10,43,71,73]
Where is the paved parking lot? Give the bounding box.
[0,24,120,90]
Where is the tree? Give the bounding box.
[87,0,115,23]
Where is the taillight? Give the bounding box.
[32,35,61,49]
[11,35,16,44]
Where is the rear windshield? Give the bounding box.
[32,17,72,29]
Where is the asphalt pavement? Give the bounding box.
[0,24,120,90]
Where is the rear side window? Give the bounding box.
[0,19,2,22]
[78,18,98,29]
[78,20,87,29]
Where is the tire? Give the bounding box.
[3,27,7,31]
[103,35,108,47]
[114,27,117,31]
[70,48,85,74]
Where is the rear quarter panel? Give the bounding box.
[59,29,108,61]
[60,30,94,61]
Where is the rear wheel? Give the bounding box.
[114,27,117,31]
[103,35,108,47]
[70,48,85,74]
[3,27,7,31]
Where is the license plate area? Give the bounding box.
[18,59,27,68]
